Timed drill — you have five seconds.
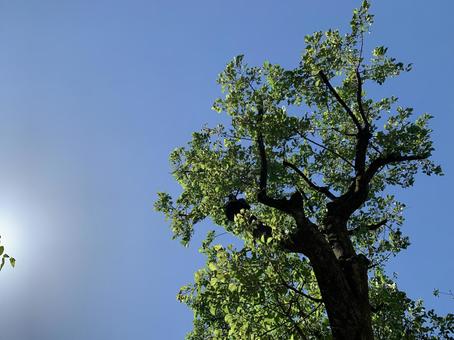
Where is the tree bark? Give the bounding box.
[310,253,373,339]
[291,218,374,339]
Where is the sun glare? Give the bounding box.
[0,212,23,257]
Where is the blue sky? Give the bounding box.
[0,1,452,339]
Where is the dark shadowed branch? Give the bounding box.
[364,153,429,183]
[355,69,368,126]
[296,131,355,168]
[318,70,362,130]
[348,219,388,235]
[283,160,337,201]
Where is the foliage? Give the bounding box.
[156,1,452,338]
[0,236,15,271]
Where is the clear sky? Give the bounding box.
[0,1,452,339]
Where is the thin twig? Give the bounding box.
[283,160,337,200]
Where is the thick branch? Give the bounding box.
[352,69,372,175]
[318,70,362,130]
[364,153,429,183]
[355,69,368,126]
[283,160,337,201]
[348,219,388,235]
[354,129,372,175]
[335,153,429,218]
[257,129,292,213]
[318,70,372,175]
[257,129,267,193]
[256,107,300,215]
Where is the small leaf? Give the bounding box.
[228,283,237,292]
[213,244,223,251]
[233,55,244,67]
[9,257,15,268]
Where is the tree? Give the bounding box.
[155,2,453,338]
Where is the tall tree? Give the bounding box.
[155,2,453,338]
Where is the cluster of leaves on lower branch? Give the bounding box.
[175,235,452,339]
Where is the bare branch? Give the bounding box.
[348,219,388,235]
[318,70,362,130]
[283,282,323,303]
[297,131,355,168]
[369,140,384,157]
[283,161,337,201]
[258,320,292,338]
[256,106,296,214]
[318,69,373,177]
[355,69,368,126]
[257,129,291,213]
[364,153,429,183]
[352,70,372,176]
[354,129,372,175]
[257,128,267,194]
[336,153,428,218]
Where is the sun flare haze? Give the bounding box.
[0,210,25,259]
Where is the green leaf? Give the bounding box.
[228,283,237,292]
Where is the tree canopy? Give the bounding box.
[155,2,452,338]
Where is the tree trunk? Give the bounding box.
[295,219,374,339]
[310,254,373,339]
